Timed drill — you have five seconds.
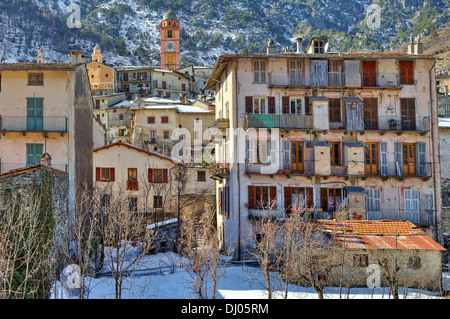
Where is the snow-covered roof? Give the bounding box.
[146,218,178,230]
[438,118,450,128]
[110,100,134,108]
[176,105,213,113]
[143,97,183,104]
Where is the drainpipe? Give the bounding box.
[235,58,242,260]
[429,58,439,242]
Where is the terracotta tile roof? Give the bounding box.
[316,219,424,236]
[0,164,68,179]
[314,220,445,251]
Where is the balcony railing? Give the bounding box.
[0,163,68,174]
[367,209,435,225]
[214,118,230,132]
[127,180,139,191]
[245,114,313,130]
[361,73,399,88]
[120,77,151,82]
[363,116,430,132]
[268,72,304,87]
[0,116,68,132]
[246,158,431,179]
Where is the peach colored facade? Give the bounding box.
[206,41,442,259]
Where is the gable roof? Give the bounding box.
[0,164,68,179]
[93,142,180,164]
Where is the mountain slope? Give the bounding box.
[0,0,448,66]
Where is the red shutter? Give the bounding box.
[110,168,115,182]
[148,168,153,183]
[163,169,168,183]
[248,186,255,208]
[245,96,253,113]
[400,61,414,85]
[269,186,277,208]
[284,187,292,215]
[96,167,100,181]
[268,96,275,114]
[282,96,290,114]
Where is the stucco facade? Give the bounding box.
[206,39,442,259]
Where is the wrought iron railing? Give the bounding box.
[0,116,68,132]
[246,114,313,129]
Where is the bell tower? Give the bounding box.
[160,6,180,70]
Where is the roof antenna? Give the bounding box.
[1,45,5,63]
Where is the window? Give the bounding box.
[320,188,342,211]
[0,73,2,91]
[313,40,325,54]
[289,60,303,85]
[26,143,44,166]
[118,128,127,137]
[330,142,341,166]
[353,254,369,267]
[290,98,304,114]
[95,167,115,182]
[128,197,138,212]
[164,131,170,138]
[218,186,230,218]
[246,140,273,164]
[127,168,138,190]
[162,81,167,89]
[399,61,414,85]
[154,196,163,209]
[148,168,168,183]
[253,60,267,83]
[147,116,155,124]
[253,97,267,114]
[248,185,277,210]
[408,256,421,269]
[197,171,206,182]
[28,73,44,85]
[329,98,341,122]
[161,116,169,123]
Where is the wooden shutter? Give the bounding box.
[380,142,388,176]
[404,189,420,223]
[163,168,168,183]
[269,186,277,208]
[282,96,290,114]
[245,96,253,113]
[268,96,275,114]
[282,140,291,171]
[394,142,403,176]
[148,168,153,183]
[248,186,255,208]
[366,188,381,220]
[110,168,115,182]
[246,139,254,163]
[400,61,414,85]
[320,188,328,211]
[96,167,101,181]
[416,142,426,176]
[284,187,292,214]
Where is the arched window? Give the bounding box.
[168,30,172,38]
[168,21,171,26]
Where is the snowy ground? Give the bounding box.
[52,252,450,299]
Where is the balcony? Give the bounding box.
[361,73,399,88]
[214,118,229,133]
[245,114,313,130]
[362,161,432,179]
[363,116,430,132]
[268,72,305,88]
[0,163,68,174]
[127,180,139,191]
[0,116,68,133]
[120,77,151,82]
[210,163,230,180]
[367,209,434,225]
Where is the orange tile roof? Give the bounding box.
[0,164,68,179]
[0,63,76,71]
[316,219,424,236]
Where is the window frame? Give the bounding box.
[253,60,267,84]
[28,73,44,86]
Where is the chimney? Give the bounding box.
[295,37,303,53]
[68,50,86,66]
[414,36,423,55]
[40,152,52,168]
[37,48,45,63]
[266,38,276,55]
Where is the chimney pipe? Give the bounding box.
[295,37,302,53]
[266,38,276,55]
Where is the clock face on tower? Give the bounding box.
[165,41,176,52]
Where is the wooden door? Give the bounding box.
[402,143,416,176]
[362,61,376,87]
[127,168,138,190]
[400,98,416,130]
[364,143,378,175]
[27,98,44,131]
[291,141,304,173]
[363,98,378,129]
